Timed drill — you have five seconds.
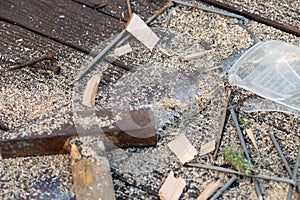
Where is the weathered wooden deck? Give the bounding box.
[0,0,164,63]
[0,1,166,199]
[1,0,299,199]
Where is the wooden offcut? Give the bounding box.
[167,134,198,164]
[114,44,133,57]
[159,171,186,200]
[199,140,216,156]
[197,180,221,200]
[181,51,207,61]
[126,13,159,51]
[82,74,102,107]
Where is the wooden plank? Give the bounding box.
[72,0,167,21]
[131,0,168,21]
[0,0,125,53]
[198,0,300,37]
[0,107,157,158]
[73,0,128,21]
[0,21,86,128]
[0,21,84,62]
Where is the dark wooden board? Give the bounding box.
[0,0,125,53]
[0,21,84,63]
[73,0,167,21]
[198,0,300,37]
[0,21,87,129]
[0,107,157,158]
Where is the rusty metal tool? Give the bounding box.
[0,106,157,159]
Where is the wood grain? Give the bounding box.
[0,0,125,53]
[0,107,158,158]
[71,142,115,200]
[73,0,167,21]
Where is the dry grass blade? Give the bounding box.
[126,0,133,17]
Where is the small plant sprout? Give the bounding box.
[224,146,257,175]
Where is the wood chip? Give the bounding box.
[114,44,133,57]
[70,143,80,161]
[167,134,198,164]
[181,51,207,61]
[82,74,102,107]
[197,180,221,200]
[159,47,171,57]
[246,128,259,151]
[126,13,159,51]
[159,171,186,200]
[199,140,216,156]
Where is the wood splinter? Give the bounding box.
[197,180,221,200]
[126,13,160,51]
[82,74,102,107]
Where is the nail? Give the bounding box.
[270,133,300,199]
[230,106,251,161]
[286,147,300,200]
[171,0,245,20]
[6,53,54,72]
[270,132,293,176]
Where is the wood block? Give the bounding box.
[167,134,197,164]
[126,13,159,51]
[197,180,221,200]
[159,171,186,200]
[199,140,216,156]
